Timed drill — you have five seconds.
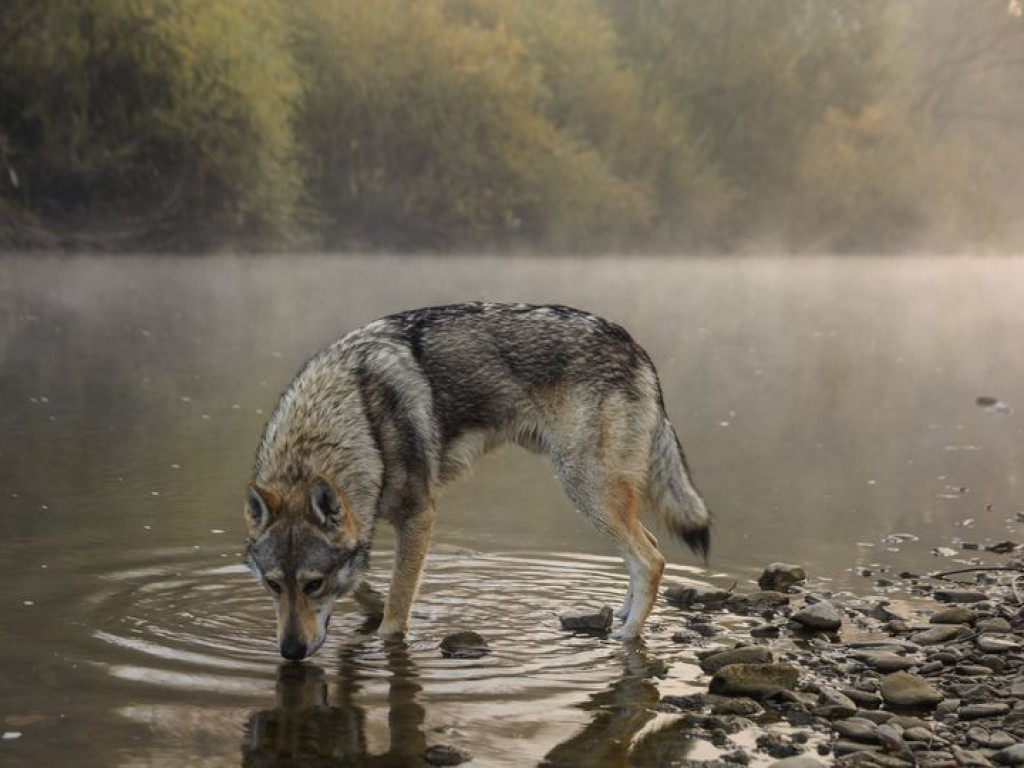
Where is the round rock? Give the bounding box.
[878,671,943,709]
[424,744,472,766]
[792,600,842,631]
[699,646,773,674]
[758,563,807,592]
[929,607,977,625]
[440,631,490,659]
[708,663,800,699]
[909,625,964,646]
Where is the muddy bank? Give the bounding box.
[642,551,1024,767]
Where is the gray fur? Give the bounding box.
[244,303,711,657]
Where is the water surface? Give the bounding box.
[1,254,1022,766]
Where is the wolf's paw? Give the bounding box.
[377,619,407,639]
[613,604,631,621]
[609,626,641,641]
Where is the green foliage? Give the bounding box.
[0,0,1020,252]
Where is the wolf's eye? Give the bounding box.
[266,579,282,594]
[303,579,324,595]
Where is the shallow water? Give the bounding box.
[1,254,1022,766]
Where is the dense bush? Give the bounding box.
[0,0,1020,252]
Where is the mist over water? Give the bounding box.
[0,253,1022,766]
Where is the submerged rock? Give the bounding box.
[664,584,731,607]
[558,606,613,634]
[934,589,988,604]
[792,600,842,631]
[879,671,943,709]
[440,631,490,659]
[709,663,800,699]
[699,646,774,674]
[424,744,472,766]
[758,563,807,593]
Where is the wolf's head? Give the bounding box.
[243,476,366,660]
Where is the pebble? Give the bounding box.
[995,744,1024,766]
[700,646,774,674]
[423,744,472,766]
[934,590,988,604]
[709,663,800,699]
[439,631,490,659]
[910,625,965,645]
[930,607,977,625]
[879,671,944,709]
[977,617,1013,633]
[977,635,1020,653]
[710,696,765,717]
[758,563,807,593]
[842,688,883,708]
[855,651,918,672]
[664,584,731,607]
[832,717,880,743]
[792,600,842,631]
[558,606,612,634]
[959,702,1010,720]
[813,688,857,719]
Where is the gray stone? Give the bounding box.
[855,709,893,724]
[990,733,1019,750]
[930,607,978,625]
[709,663,800,699]
[855,651,918,672]
[879,671,944,709]
[977,617,1013,633]
[960,702,1011,720]
[832,717,880,743]
[977,635,1020,653]
[664,584,731,607]
[439,631,490,659]
[710,696,765,717]
[910,625,965,646]
[728,590,791,609]
[995,745,1024,765]
[842,688,883,708]
[934,589,988,603]
[758,563,807,592]
[424,744,472,766]
[558,606,612,634]
[813,688,858,719]
[700,646,774,674]
[1011,677,1024,697]
[792,600,842,631]
[767,759,825,768]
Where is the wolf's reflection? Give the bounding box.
[242,640,426,768]
[541,644,695,767]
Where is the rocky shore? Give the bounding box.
[652,554,1024,767]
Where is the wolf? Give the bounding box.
[244,303,710,660]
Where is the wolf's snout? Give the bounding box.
[280,638,308,661]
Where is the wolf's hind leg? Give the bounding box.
[615,524,660,621]
[379,505,436,638]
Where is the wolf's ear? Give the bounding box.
[245,483,279,536]
[310,476,357,543]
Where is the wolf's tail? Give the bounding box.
[647,411,711,559]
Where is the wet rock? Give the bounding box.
[558,606,612,634]
[986,541,1018,554]
[709,663,800,699]
[842,688,883,709]
[959,703,1010,720]
[977,617,1013,633]
[671,629,705,645]
[958,664,995,677]
[664,584,731,607]
[977,635,1020,654]
[758,563,807,593]
[832,717,880,744]
[1010,678,1024,697]
[792,601,842,631]
[727,590,791,610]
[910,625,965,646]
[978,655,1008,674]
[930,607,978,625]
[994,744,1024,765]
[879,671,944,709]
[424,744,472,766]
[855,651,918,673]
[711,696,765,717]
[751,624,782,638]
[813,688,858,719]
[755,732,801,758]
[439,631,491,659]
[767,758,825,767]
[934,590,988,604]
[700,646,774,674]
[856,710,893,724]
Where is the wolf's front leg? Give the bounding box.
[353,581,385,621]
[379,506,436,637]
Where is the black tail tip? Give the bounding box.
[681,526,710,562]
